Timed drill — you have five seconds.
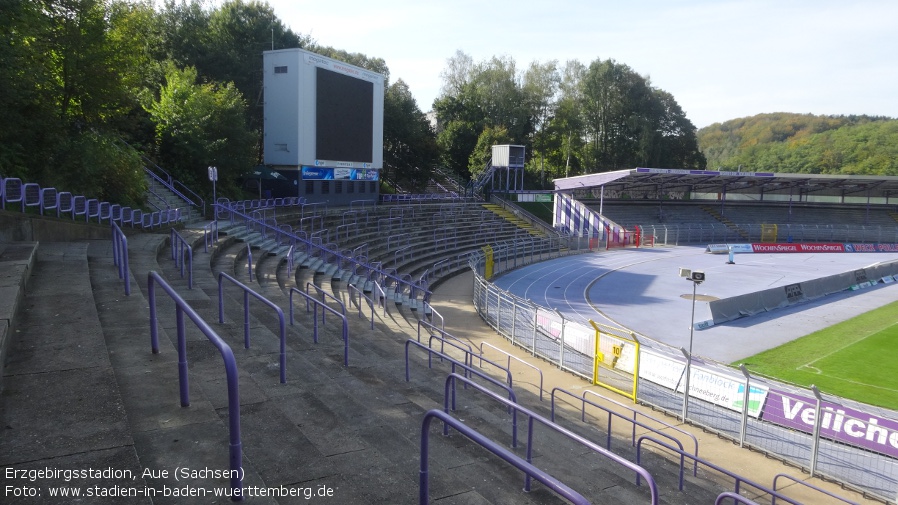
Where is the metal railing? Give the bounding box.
[146,272,243,499]
[288,287,349,366]
[419,409,591,505]
[468,244,898,501]
[305,282,346,325]
[347,283,376,330]
[217,272,287,383]
[771,473,860,505]
[110,221,130,296]
[715,492,760,505]
[0,176,181,229]
[216,201,433,311]
[478,342,543,400]
[405,341,515,410]
[551,387,696,476]
[635,435,800,505]
[169,229,194,289]
[444,372,660,503]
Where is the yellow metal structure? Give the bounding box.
[589,320,640,402]
[481,245,494,280]
[760,223,778,242]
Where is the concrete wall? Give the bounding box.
[0,211,140,242]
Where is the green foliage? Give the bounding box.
[468,126,511,178]
[436,117,480,178]
[698,113,898,175]
[383,79,438,190]
[145,64,255,197]
[434,52,704,187]
[49,130,147,207]
[0,0,57,177]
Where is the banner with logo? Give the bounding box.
[762,389,898,458]
[301,166,380,181]
[638,351,768,418]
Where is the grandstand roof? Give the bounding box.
[553,168,898,201]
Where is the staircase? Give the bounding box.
[482,203,547,238]
[0,219,876,504]
[145,173,205,225]
[701,205,750,240]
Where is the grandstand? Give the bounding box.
[0,171,888,504]
[553,167,898,247]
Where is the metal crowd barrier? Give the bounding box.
[217,272,287,383]
[147,272,243,499]
[110,221,130,296]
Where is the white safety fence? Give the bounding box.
[469,247,898,503]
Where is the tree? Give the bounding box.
[523,60,559,187]
[435,52,532,180]
[383,79,438,190]
[439,50,474,100]
[206,1,312,129]
[0,0,57,177]
[145,64,255,197]
[698,113,897,175]
[468,125,511,179]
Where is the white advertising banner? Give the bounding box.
[639,350,768,418]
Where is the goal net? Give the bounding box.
[760,223,778,242]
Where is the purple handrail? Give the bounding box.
[583,389,697,473]
[147,271,243,500]
[715,492,760,505]
[110,221,131,296]
[246,243,253,281]
[635,435,800,505]
[426,334,513,389]
[437,372,657,502]
[305,281,346,326]
[405,340,518,417]
[216,202,434,307]
[443,373,518,445]
[771,473,859,505]
[419,409,591,505]
[169,229,193,289]
[346,283,376,330]
[551,387,694,475]
[204,220,218,253]
[288,287,349,366]
[478,341,544,401]
[217,272,287,383]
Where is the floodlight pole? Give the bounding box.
[681,278,698,421]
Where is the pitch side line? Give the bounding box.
[799,320,898,372]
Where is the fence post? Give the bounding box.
[555,309,565,370]
[483,280,490,322]
[810,385,823,477]
[511,300,517,347]
[531,305,538,357]
[496,289,503,336]
[739,364,751,447]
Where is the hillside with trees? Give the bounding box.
[698,113,898,175]
[434,52,706,187]
[0,0,437,204]
[2,0,706,206]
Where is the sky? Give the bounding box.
[257,0,898,129]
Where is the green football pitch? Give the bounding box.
[736,299,898,410]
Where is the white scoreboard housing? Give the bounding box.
[263,48,384,170]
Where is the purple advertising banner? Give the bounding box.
[762,389,898,458]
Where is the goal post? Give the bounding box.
[589,320,640,402]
